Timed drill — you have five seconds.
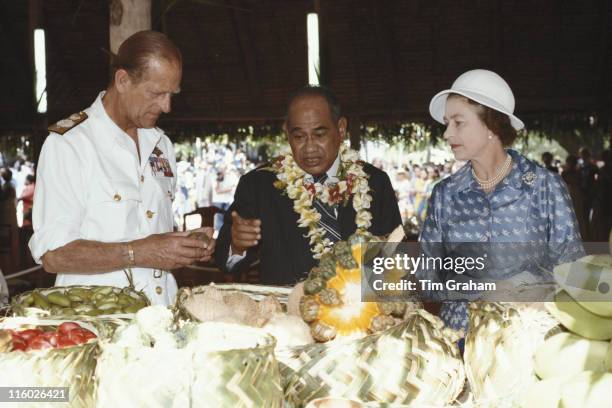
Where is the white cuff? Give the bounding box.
[226,246,246,269]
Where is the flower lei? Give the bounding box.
[268,145,373,259]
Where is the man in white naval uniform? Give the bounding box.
[29,31,215,306]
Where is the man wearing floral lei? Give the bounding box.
[216,86,402,284]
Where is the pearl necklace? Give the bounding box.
[472,154,512,191]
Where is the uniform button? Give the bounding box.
[140,175,144,182]
[167,191,172,197]
[113,194,121,201]
[155,286,162,295]
[146,210,155,219]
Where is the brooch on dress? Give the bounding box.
[522,171,536,185]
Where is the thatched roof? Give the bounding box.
[1,0,610,134]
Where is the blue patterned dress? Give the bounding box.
[418,149,584,331]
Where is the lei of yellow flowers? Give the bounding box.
[270,145,373,259]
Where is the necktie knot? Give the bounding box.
[313,174,328,184]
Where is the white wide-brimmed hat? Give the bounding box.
[429,69,525,131]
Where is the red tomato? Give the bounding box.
[10,332,24,341]
[57,337,77,349]
[66,330,86,345]
[79,328,97,341]
[11,337,27,352]
[58,322,81,335]
[18,329,43,342]
[28,337,53,350]
[40,332,59,347]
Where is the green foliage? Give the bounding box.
[0,133,33,163]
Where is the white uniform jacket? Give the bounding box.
[29,92,179,305]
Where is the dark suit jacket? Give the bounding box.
[215,163,402,285]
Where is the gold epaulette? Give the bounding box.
[48,112,88,135]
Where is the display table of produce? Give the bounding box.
[1,248,612,407]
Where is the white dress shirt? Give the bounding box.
[29,92,178,305]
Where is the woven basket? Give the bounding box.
[280,309,465,407]
[174,283,292,323]
[464,302,559,406]
[95,321,283,408]
[189,323,284,407]
[211,283,292,302]
[0,316,100,408]
[11,285,150,319]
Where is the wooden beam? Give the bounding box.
[109,0,152,54]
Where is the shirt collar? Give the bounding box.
[304,154,341,183]
[449,149,535,195]
[91,91,162,169]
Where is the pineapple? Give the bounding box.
[299,234,418,342]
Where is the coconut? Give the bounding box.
[534,332,608,380]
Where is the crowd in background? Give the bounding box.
[168,143,612,242]
[556,147,612,242]
[1,144,611,243]
[0,159,36,229]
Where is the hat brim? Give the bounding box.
[429,89,525,131]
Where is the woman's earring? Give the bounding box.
[488,134,493,140]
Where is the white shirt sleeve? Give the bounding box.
[226,245,246,269]
[29,134,86,264]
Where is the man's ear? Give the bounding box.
[114,69,131,94]
[338,117,348,140]
[282,121,289,137]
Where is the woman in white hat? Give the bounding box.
[418,69,584,332]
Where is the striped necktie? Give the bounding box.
[312,174,341,242]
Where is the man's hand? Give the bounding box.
[131,230,213,270]
[186,226,216,262]
[230,211,261,255]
